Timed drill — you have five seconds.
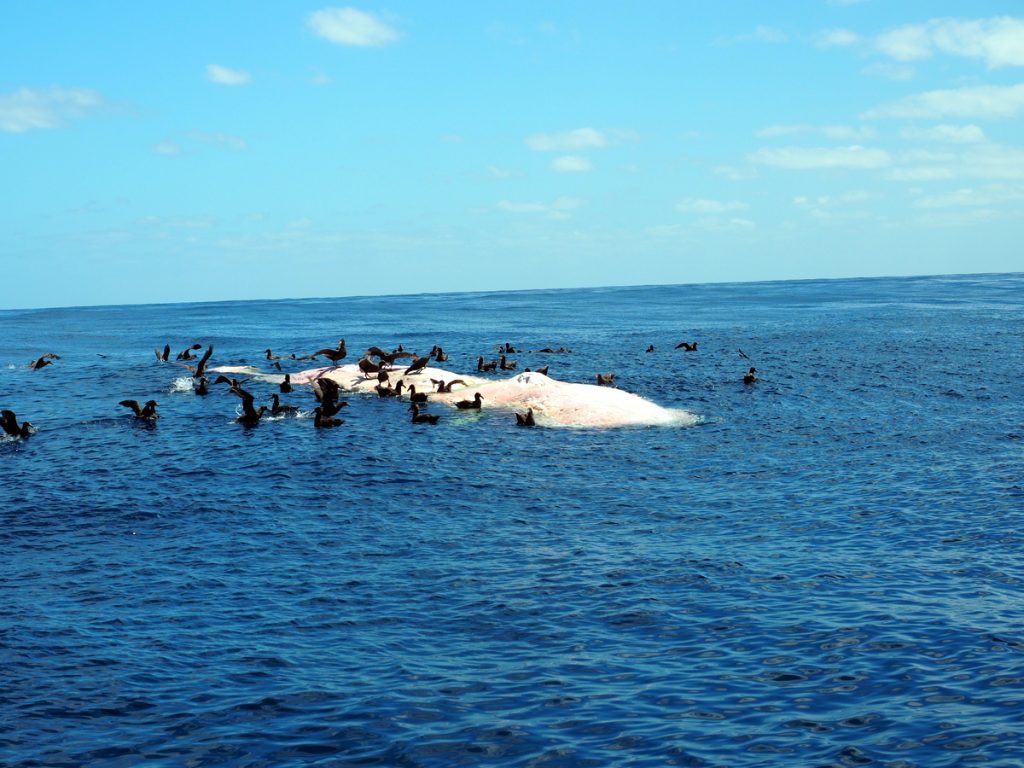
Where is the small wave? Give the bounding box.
[169,376,195,393]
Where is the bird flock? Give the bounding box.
[3,338,758,440]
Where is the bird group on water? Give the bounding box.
[4,337,759,440]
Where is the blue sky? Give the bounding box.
[2,1,1022,309]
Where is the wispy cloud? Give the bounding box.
[525,128,608,152]
[757,124,877,141]
[793,191,873,219]
[0,87,103,133]
[749,145,891,170]
[676,198,749,214]
[188,131,248,151]
[862,83,1024,119]
[900,124,986,143]
[887,143,1024,181]
[206,64,251,86]
[552,155,593,172]
[735,26,788,44]
[308,7,401,46]
[815,28,861,48]
[154,142,181,155]
[497,197,583,219]
[861,62,916,81]
[876,17,1024,68]
[912,184,1024,208]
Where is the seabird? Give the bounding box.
[406,384,428,404]
[675,341,698,351]
[431,378,466,393]
[455,392,484,410]
[265,348,296,360]
[499,355,517,371]
[231,385,267,425]
[646,345,655,353]
[366,346,415,364]
[270,394,298,415]
[119,399,159,419]
[477,356,497,372]
[515,408,536,427]
[410,404,440,424]
[310,340,347,365]
[155,344,171,362]
[194,377,210,396]
[28,353,60,370]
[280,374,293,394]
[175,345,214,378]
[596,373,616,387]
[358,355,381,378]
[430,345,449,362]
[1,409,33,438]
[743,367,758,385]
[403,354,432,376]
[534,365,549,376]
[313,406,344,428]
[176,343,203,360]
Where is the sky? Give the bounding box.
[2,1,1022,309]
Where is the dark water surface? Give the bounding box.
[2,274,1023,767]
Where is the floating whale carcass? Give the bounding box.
[290,365,698,429]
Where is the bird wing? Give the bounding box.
[118,400,142,416]
[195,345,214,377]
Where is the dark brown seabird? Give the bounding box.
[1,409,33,438]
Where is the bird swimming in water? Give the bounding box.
[175,345,214,378]
[311,376,348,417]
[430,345,449,362]
[265,348,296,360]
[410,404,440,424]
[1,409,33,438]
[738,349,750,360]
[194,376,210,396]
[533,346,571,353]
[646,345,655,353]
[231,385,267,426]
[500,342,520,353]
[743,367,758,385]
[280,374,293,394]
[406,384,428,404]
[313,406,344,428]
[155,344,171,362]
[477,356,497,372]
[28,353,60,370]
[515,408,536,427]
[455,392,484,410]
[675,341,698,352]
[270,394,297,415]
[119,399,159,419]
[499,355,517,370]
[596,373,616,387]
[176,343,203,360]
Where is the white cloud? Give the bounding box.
[525,128,608,152]
[876,17,1024,68]
[486,165,519,179]
[497,197,583,219]
[188,131,248,151]
[552,155,593,172]
[736,26,788,44]
[912,185,1024,208]
[886,143,1024,181]
[713,164,758,181]
[206,64,251,86]
[862,62,915,80]
[793,191,873,219]
[154,142,180,155]
[900,124,986,143]
[676,198,749,214]
[816,28,861,48]
[749,145,892,170]
[308,7,400,47]
[862,83,1024,119]
[757,124,877,141]
[0,87,103,133]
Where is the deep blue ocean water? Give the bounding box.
[2,273,1023,767]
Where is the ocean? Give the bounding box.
[2,273,1023,766]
